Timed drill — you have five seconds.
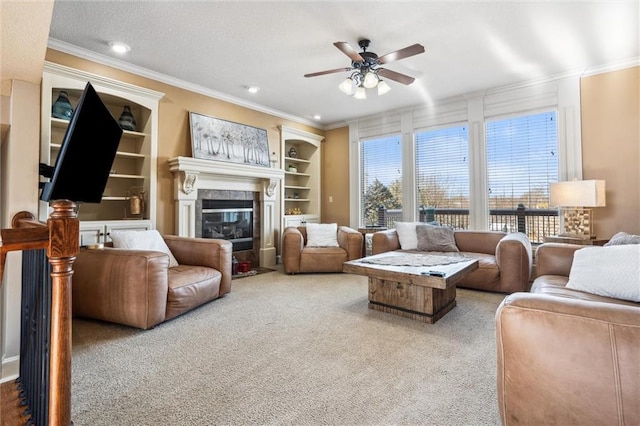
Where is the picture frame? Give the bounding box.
[189,111,270,167]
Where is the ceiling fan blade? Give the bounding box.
[377,44,425,65]
[333,42,364,62]
[304,67,353,78]
[378,68,416,85]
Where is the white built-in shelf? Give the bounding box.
[284,156,310,164]
[109,173,145,179]
[101,196,127,201]
[51,117,147,139]
[285,199,310,202]
[51,143,145,159]
[284,185,311,190]
[285,171,311,177]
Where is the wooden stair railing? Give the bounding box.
[0,200,79,425]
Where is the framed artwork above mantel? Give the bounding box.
[189,111,270,167]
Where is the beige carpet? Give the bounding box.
[71,267,505,425]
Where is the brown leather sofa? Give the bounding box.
[496,243,640,425]
[72,235,232,329]
[372,229,531,293]
[282,226,363,273]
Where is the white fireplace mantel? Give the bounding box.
[168,156,284,266]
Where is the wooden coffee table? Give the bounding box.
[343,252,478,324]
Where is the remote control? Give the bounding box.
[421,271,445,277]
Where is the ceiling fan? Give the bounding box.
[304,39,425,98]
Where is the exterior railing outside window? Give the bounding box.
[375,205,558,244]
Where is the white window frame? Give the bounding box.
[349,75,583,230]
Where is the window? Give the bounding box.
[486,111,559,239]
[415,125,469,229]
[360,135,402,227]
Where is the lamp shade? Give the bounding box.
[353,86,367,100]
[550,180,606,207]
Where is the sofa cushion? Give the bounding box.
[457,252,501,290]
[416,224,459,252]
[305,223,339,247]
[166,265,222,320]
[532,280,640,307]
[395,221,420,250]
[110,229,179,267]
[566,245,640,303]
[300,247,347,272]
[604,231,640,246]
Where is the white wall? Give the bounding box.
[1,80,41,382]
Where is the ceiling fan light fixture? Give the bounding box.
[377,80,391,96]
[362,71,379,89]
[338,77,354,95]
[353,86,367,100]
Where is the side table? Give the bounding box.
[544,236,608,246]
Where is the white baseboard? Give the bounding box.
[1,355,19,383]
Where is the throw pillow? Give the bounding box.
[416,224,459,252]
[566,245,640,303]
[604,231,640,246]
[395,222,420,250]
[306,223,339,247]
[109,229,179,267]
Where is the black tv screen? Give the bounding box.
[40,82,123,203]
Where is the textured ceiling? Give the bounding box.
[0,0,54,88]
[48,1,639,128]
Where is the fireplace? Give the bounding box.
[201,199,253,251]
[169,156,284,267]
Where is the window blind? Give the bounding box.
[360,135,402,227]
[486,111,558,211]
[415,126,469,227]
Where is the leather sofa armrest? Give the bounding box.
[282,226,304,274]
[164,235,233,296]
[337,226,363,260]
[535,243,583,278]
[72,248,169,329]
[372,229,400,255]
[495,233,532,292]
[496,292,640,424]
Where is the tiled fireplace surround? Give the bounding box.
[169,156,284,267]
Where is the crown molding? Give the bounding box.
[47,38,322,129]
[582,56,640,77]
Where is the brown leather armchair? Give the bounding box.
[496,243,640,425]
[282,225,363,274]
[72,235,232,329]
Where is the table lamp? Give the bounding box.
[550,180,606,239]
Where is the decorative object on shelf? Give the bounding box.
[232,256,240,275]
[293,207,302,215]
[51,90,73,120]
[288,165,297,173]
[269,152,278,168]
[288,146,297,158]
[294,192,300,199]
[550,179,606,239]
[125,186,146,219]
[189,111,269,167]
[118,105,137,131]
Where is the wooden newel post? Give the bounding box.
[46,200,79,426]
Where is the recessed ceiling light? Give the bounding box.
[313,115,322,120]
[108,41,130,54]
[246,86,260,94]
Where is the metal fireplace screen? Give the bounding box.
[202,199,253,251]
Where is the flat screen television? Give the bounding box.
[40,82,123,203]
